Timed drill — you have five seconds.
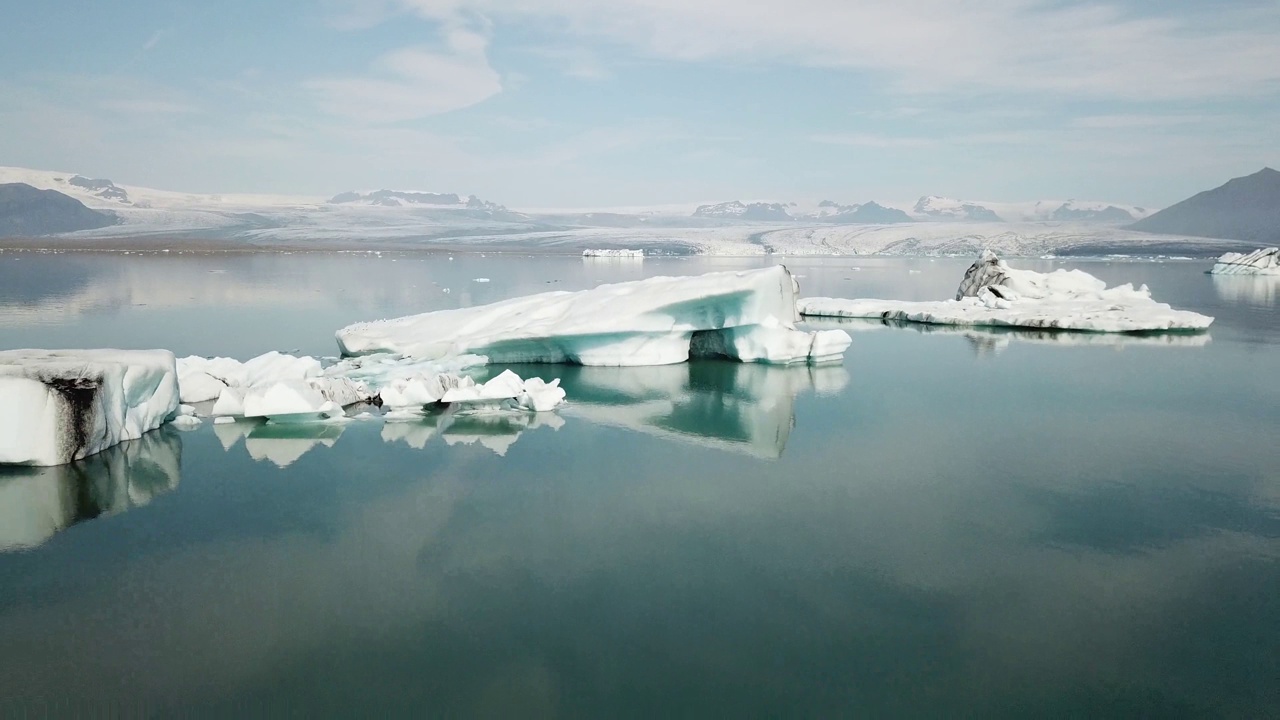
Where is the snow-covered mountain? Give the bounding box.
[328,189,525,221]
[3,164,1230,257]
[912,196,1003,222]
[692,201,792,221]
[693,199,912,223]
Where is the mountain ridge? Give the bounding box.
[1130,168,1280,244]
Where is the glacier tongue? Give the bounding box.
[1209,247,1280,276]
[0,349,180,466]
[336,265,850,367]
[798,251,1214,333]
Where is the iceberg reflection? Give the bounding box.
[806,317,1211,357]
[554,361,847,458]
[1211,273,1279,307]
[244,422,346,468]
[0,427,182,552]
[381,406,564,456]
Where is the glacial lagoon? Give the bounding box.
[1,251,1278,715]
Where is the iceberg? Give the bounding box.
[336,266,850,366]
[1208,247,1280,275]
[798,251,1213,333]
[0,427,181,551]
[176,351,376,422]
[805,317,1212,355]
[0,349,180,467]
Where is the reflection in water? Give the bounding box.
[807,317,1211,357]
[212,418,348,468]
[205,361,844,463]
[384,408,564,456]
[245,422,346,468]
[553,361,848,458]
[1211,273,1279,306]
[0,428,182,551]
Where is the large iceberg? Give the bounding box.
[798,251,1213,333]
[336,266,851,366]
[0,349,180,467]
[1208,247,1280,275]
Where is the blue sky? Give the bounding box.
[1,0,1277,208]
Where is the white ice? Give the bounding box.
[1209,247,1280,275]
[798,251,1213,333]
[336,266,850,366]
[176,351,375,423]
[0,349,180,466]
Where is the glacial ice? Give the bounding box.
[1209,247,1280,275]
[799,251,1213,333]
[336,266,851,367]
[176,351,376,423]
[0,349,181,466]
[176,350,565,421]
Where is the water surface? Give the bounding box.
[1,251,1277,716]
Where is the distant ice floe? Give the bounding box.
[806,317,1211,356]
[1208,247,1280,276]
[0,349,180,466]
[799,250,1213,333]
[337,266,851,367]
[583,248,644,258]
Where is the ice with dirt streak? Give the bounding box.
[336,266,850,367]
[1209,247,1280,276]
[0,349,180,467]
[798,251,1213,333]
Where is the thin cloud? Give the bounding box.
[306,28,502,122]
[387,0,1280,102]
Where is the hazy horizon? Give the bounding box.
[2,1,1278,208]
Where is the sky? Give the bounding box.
[1,0,1278,209]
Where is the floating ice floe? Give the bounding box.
[336,266,851,366]
[806,317,1212,355]
[0,349,180,466]
[176,351,375,423]
[176,350,567,421]
[799,251,1213,333]
[1208,247,1280,275]
[583,248,644,258]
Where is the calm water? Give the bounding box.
[1,251,1278,717]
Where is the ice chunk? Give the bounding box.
[0,427,182,551]
[583,248,644,257]
[690,320,851,365]
[0,349,180,466]
[517,377,566,413]
[176,352,375,421]
[242,380,346,422]
[177,370,226,403]
[211,385,246,417]
[799,252,1213,333]
[1209,247,1280,275]
[337,266,848,366]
